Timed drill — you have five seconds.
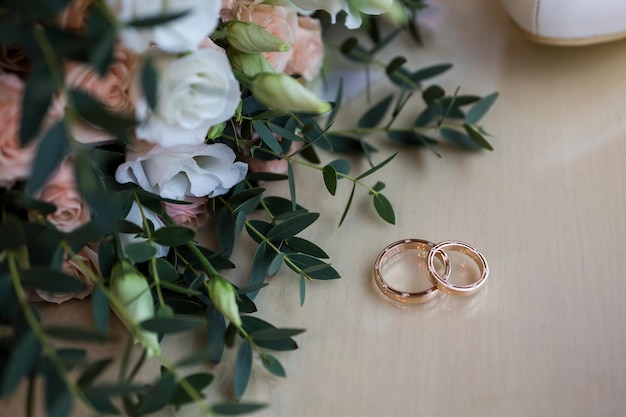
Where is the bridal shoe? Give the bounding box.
[499,0,626,45]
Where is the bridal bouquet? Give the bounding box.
[0,0,496,415]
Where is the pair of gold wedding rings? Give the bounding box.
[374,239,489,304]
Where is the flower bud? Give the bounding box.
[111,261,160,356]
[207,122,227,140]
[225,21,291,54]
[229,50,276,77]
[251,73,332,114]
[208,276,242,328]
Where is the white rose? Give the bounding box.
[106,0,221,52]
[120,201,170,258]
[115,141,248,200]
[135,48,241,148]
[287,0,392,29]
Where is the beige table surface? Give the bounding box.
[5,0,626,416]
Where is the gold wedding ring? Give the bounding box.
[374,239,451,304]
[426,240,489,296]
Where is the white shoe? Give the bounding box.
[499,0,626,46]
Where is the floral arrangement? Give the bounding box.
[0,0,497,415]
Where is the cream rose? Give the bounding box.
[36,159,91,233]
[163,196,210,230]
[285,16,324,82]
[120,201,170,259]
[135,48,240,148]
[287,0,392,29]
[115,141,248,200]
[106,0,221,52]
[226,2,298,73]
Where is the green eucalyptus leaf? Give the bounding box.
[250,328,305,342]
[169,373,214,406]
[356,153,397,180]
[78,358,113,387]
[212,402,267,415]
[152,226,195,247]
[244,220,272,244]
[299,274,306,306]
[217,207,236,257]
[248,242,273,298]
[85,395,119,414]
[262,197,304,217]
[25,121,70,196]
[152,258,179,282]
[1,331,40,395]
[465,92,499,124]
[91,287,110,333]
[0,215,25,251]
[285,237,328,258]
[137,370,177,414]
[440,128,481,150]
[20,268,85,293]
[234,340,252,399]
[373,193,395,225]
[246,172,288,182]
[126,11,190,27]
[358,94,393,128]
[124,242,157,263]
[74,151,118,229]
[252,121,282,154]
[411,63,452,82]
[45,368,72,417]
[267,252,284,276]
[371,181,386,192]
[322,165,337,195]
[287,254,340,280]
[44,326,111,343]
[339,37,370,63]
[70,90,136,141]
[205,305,226,363]
[266,212,319,241]
[287,161,296,210]
[328,159,351,177]
[339,183,356,227]
[83,384,146,398]
[87,6,117,76]
[140,56,159,111]
[235,211,247,235]
[20,65,54,146]
[422,85,445,103]
[463,123,494,151]
[261,354,286,378]
[141,316,206,334]
[324,78,343,130]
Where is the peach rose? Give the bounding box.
[246,141,301,175]
[226,1,298,72]
[285,16,324,82]
[0,74,37,187]
[163,196,210,230]
[37,159,91,233]
[58,0,93,31]
[27,246,98,304]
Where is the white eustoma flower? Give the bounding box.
[106,0,221,52]
[287,0,392,29]
[115,141,248,200]
[135,48,241,148]
[120,201,170,258]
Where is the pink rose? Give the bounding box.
[163,196,210,230]
[27,246,98,304]
[0,74,37,187]
[57,0,93,31]
[226,1,298,72]
[246,141,301,175]
[36,159,91,233]
[285,16,324,82]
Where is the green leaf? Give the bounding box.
[74,151,118,230]
[248,242,273,299]
[152,258,179,282]
[252,121,282,154]
[87,7,117,76]
[285,237,328,258]
[25,121,70,195]
[1,332,40,395]
[0,215,25,251]
[20,65,55,146]
[373,193,395,224]
[45,368,72,417]
[234,340,252,399]
[356,153,397,180]
[205,305,226,363]
[328,159,351,177]
[44,326,111,343]
[212,402,267,415]
[339,37,371,63]
[267,252,284,276]
[287,254,340,280]
[250,328,305,342]
[70,90,136,141]
[358,94,393,128]
[322,165,337,195]
[465,92,498,124]
[152,226,195,247]
[240,317,298,351]
[85,395,119,414]
[20,268,85,293]
[141,57,159,111]
[169,373,214,406]
[125,242,157,263]
[261,354,286,378]
[339,184,356,227]
[266,212,319,241]
[78,358,113,387]
[217,207,236,257]
[91,287,110,333]
[137,370,177,414]
[299,274,306,306]
[440,128,481,150]
[463,123,494,151]
[141,316,206,334]
[126,11,190,27]
[411,63,452,82]
[422,85,445,103]
[324,78,343,130]
[287,161,296,210]
[83,384,146,398]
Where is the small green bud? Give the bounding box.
[229,50,276,77]
[111,261,160,356]
[225,21,291,54]
[207,122,227,140]
[208,276,242,328]
[251,73,332,114]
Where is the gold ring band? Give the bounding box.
[426,240,489,296]
[374,239,451,304]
